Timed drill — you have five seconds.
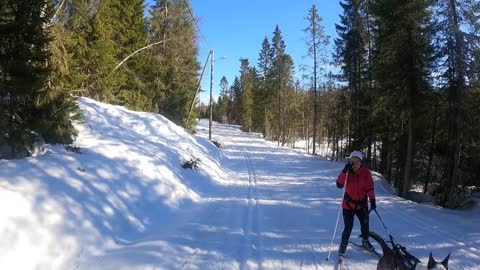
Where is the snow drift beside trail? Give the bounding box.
[0,97,227,270]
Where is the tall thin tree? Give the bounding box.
[305,5,329,155]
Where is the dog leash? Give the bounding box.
[371,208,398,249]
[371,208,391,236]
[372,209,421,270]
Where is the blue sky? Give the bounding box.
[146,0,343,103]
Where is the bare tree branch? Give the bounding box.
[112,37,181,72]
[52,0,67,23]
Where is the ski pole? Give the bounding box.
[326,172,348,261]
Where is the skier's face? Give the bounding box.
[350,157,361,172]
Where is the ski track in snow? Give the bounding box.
[25,107,475,270]
[206,125,332,270]
[206,121,479,270]
[240,150,264,270]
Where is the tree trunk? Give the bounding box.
[401,27,418,197]
[402,114,414,196]
[424,100,438,194]
[306,119,310,154]
[333,118,337,161]
[312,45,318,155]
[277,66,282,146]
[445,0,465,208]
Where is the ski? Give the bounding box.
[349,241,382,258]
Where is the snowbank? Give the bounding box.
[0,97,227,270]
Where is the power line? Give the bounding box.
[182,0,209,47]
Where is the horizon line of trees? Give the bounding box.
[209,1,480,209]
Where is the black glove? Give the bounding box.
[370,199,376,211]
[342,163,353,173]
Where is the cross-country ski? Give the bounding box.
[349,241,382,258]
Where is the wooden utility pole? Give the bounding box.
[186,50,211,126]
[209,49,214,140]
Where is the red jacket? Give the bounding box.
[336,167,375,210]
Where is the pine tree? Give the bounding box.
[463,0,480,193]
[305,4,329,155]
[106,0,151,110]
[434,0,480,207]
[230,77,242,125]
[214,76,229,123]
[270,25,289,144]
[239,59,255,132]
[334,0,376,159]
[38,25,81,145]
[371,0,434,195]
[463,83,480,192]
[57,0,120,101]
[256,37,273,136]
[278,54,295,146]
[148,0,200,127]
[0,0,78,158]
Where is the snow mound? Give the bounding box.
[372,171,397,196]
[0,97,228,270]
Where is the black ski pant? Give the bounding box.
[340,207,370,249]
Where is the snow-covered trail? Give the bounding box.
[202,122,341,270]
[77,120,479,270]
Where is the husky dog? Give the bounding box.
[369,232,450,270]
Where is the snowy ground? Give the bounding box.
[0,97,479,270]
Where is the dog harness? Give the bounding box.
[392,243,421,270]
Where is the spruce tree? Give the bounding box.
[239,59,255,132]
[371,0,434,195]
[215,76,229,123]
[334,0,376,159]
[256,37,273,137]
[230,77,242,125]
[270,25,288,144]
[434,0,480,207]
[55,1,92,96]
[58,0,119,101]
[278,54,295,146]
[148,0,200,127]
[0,0,78,158]
[105,0,151,110]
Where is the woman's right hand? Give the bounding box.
[342,163,353,173]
